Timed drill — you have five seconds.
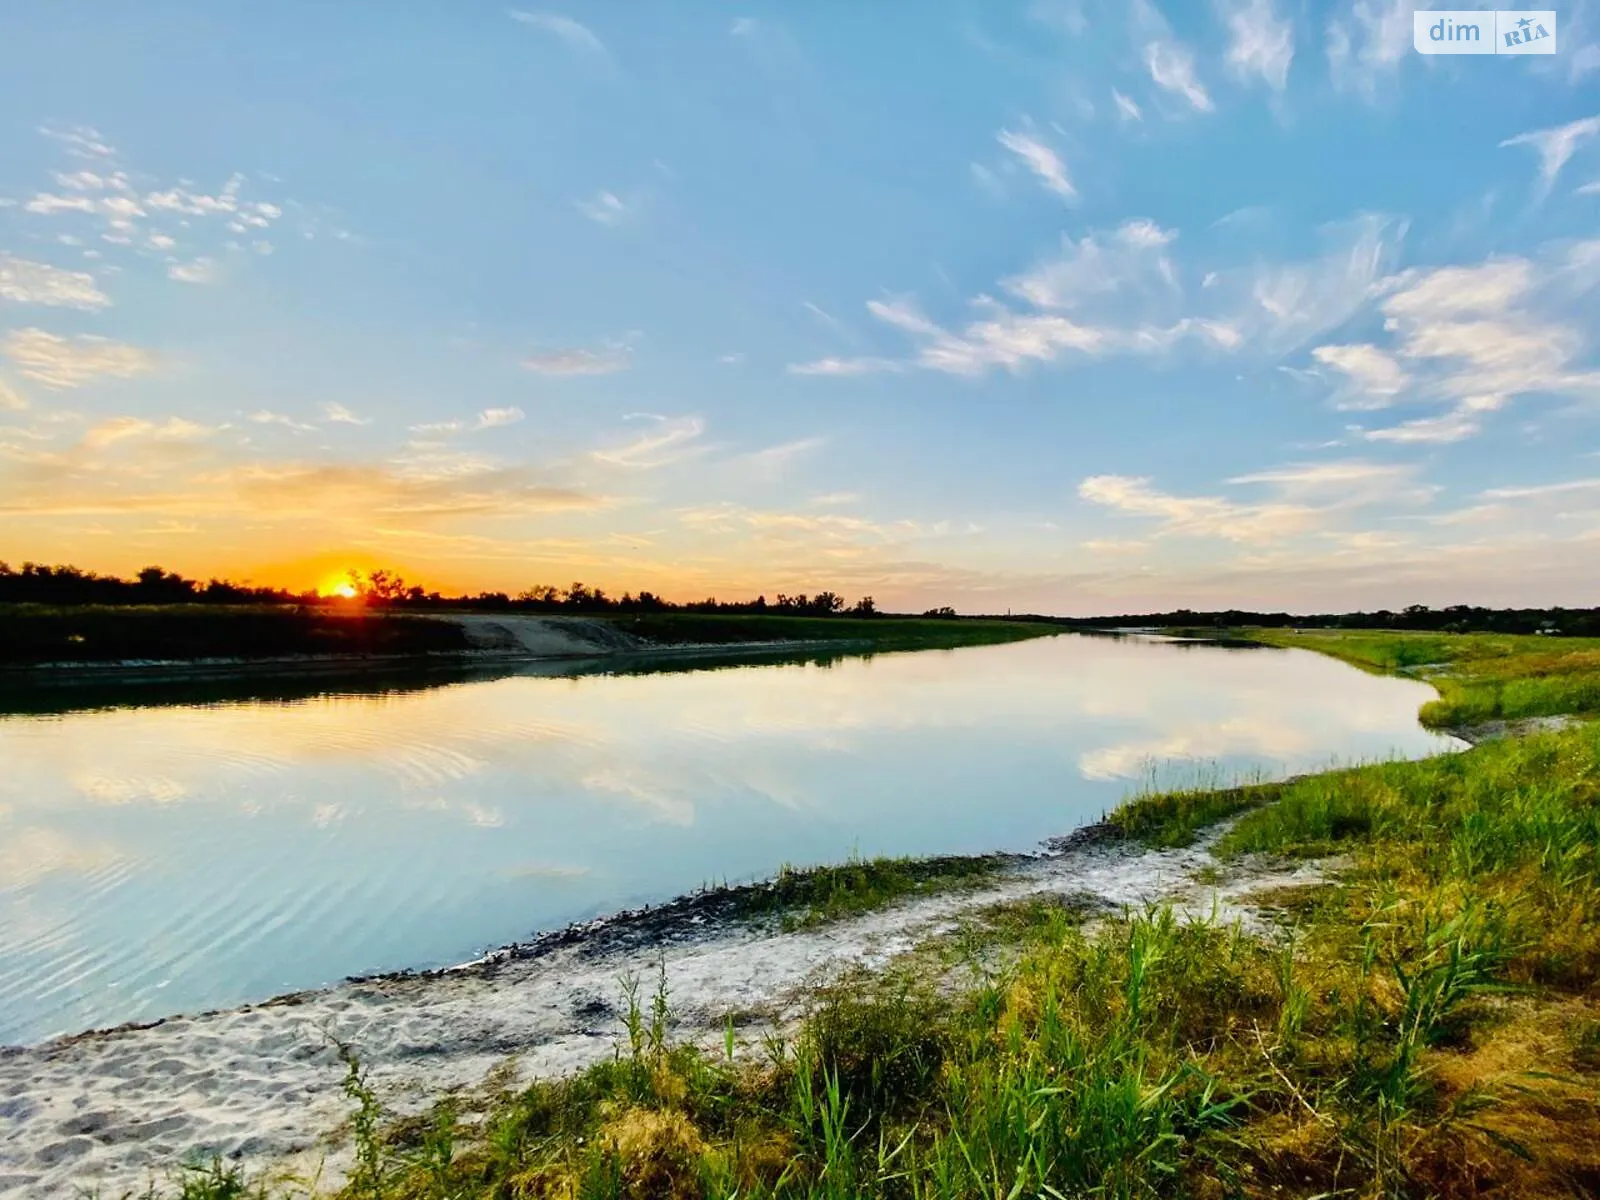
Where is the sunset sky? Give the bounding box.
[1,1,1598,613]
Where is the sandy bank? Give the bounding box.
[0,826,1324,1198]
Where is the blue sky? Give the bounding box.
[0,1,1597,613]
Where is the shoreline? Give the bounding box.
[0,815,1325,1198]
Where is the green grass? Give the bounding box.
[735,853,1011,931]
[1237,627,1600,729]
[600,612,1056,653]
[143,627,1600,1199]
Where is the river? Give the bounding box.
[0,633,1456,1046]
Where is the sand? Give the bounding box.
[0,827,1322,1198]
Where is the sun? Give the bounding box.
[318,574,361,600]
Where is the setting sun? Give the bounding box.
[319,575,360,600]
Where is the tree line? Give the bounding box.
[1043,604,1600,638]
[0,562,883,617]
[6,563,1593,635]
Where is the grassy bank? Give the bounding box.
[0,604,472,666]
[599,612,1054,653]
[1235,628,1600,730]
[144,630,1600,1198]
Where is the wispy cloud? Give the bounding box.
[1326,0,1411,97]
[592,414,705,468]
[0,380,29,412]
[167,258,217,284]
[522,346,629,375]
[249,410,315,433]
[1080,473,1314,542]
[1220,0,1294,90]
[83,415,214,449]
[508,10,606,55]
[996,127,1077,199]
[1500,114,1600,195]
[1,328,155,388]
[1111,89,1143,121]
[0,255,110,309]
[1143,41,1213,112]
[787,356,902,377]
[575,189,628,224]
[1080,458,1427,543]
[321,402,371,426]
[1310,343,1409,408]
[38,124,115,160]
[1004,219,1178,310]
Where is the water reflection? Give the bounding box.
[0,634,1457,1045]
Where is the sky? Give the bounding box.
[0,1,1598,614]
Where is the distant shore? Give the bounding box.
[0,607,1056,687]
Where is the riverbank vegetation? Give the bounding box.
[124,630,1600,1198]
[1235,628,1600,730]
[597,612,1050,653]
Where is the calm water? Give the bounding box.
[0,635,1456,1045]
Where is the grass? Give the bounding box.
[138,628,1600,1198]
[734,853,1011,931]
[599,612,1056,653]
[1235,627,1600,730]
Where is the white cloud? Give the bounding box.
[167,258,217,284]
[1310,343,1409,407]
[996,128,1076,199]
[1080,457,1428,545]
[39,125,115,160]
[1326,0,1411,96]
[1483,477,1600,501]
[787,356,902,377]
[1221,0,1294,90]
[1112,89,1143,120]
[24,193,95,215]
[1079,474,1314,542]
[1144,40,1213,111]
[475,406,524,429]
[592,415,704,468]
[0,255,110,309]
[1500,114,1600,194]
[1222,213,1403,353]
[83,416,213,449]
[509,10,606,54]
[1,328,155,388]
[522,346,629,375]
[576,189,628,224]
[1004,219,1178,310]
[0,379,26,411]
[1362,397,1504,444]
[321,402,371,426]
[248,410,314,432]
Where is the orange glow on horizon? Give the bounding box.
[318,574,361,600]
